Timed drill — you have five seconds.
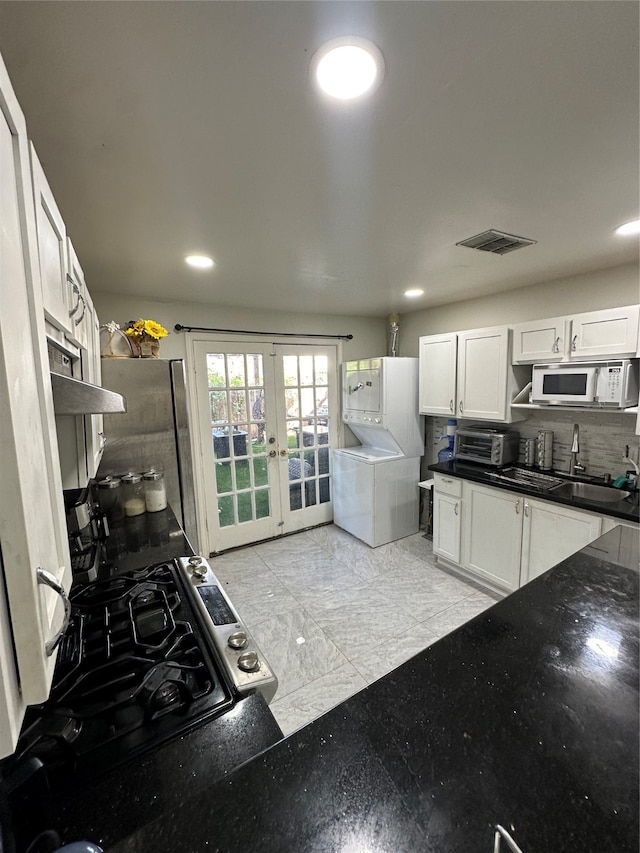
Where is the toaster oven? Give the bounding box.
[454,427,520,467]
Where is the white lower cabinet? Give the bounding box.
[520,498,602,585]
[461,482,523,592]
[433,478,609,594]
[433,474,462,564]
[601,516,639,534]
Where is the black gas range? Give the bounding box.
[10,554,277,787]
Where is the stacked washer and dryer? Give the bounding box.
[332,357,424,547]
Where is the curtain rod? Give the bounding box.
[174,324,353,341]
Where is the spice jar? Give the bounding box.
[143,469,167,513]
[96,476,124,522]
[121,472,146,517]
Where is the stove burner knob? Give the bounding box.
[228,631,248,650]
[191,564,208,579]
[188,556,203,567]
[237,651,260,672]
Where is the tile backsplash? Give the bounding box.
[427,411,639,479]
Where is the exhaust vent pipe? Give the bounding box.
[388,314,400,357]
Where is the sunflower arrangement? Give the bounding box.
[125,319,169,341]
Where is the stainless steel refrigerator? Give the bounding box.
[98,359,199,550]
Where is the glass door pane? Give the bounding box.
[276,346,336,532]
[193,341,281,552]
[207,351,269,526]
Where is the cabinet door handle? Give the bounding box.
[36,567,71,656]
[454,503,458,515]
[99,431,106,450]
[449,399,454,413]
[515,500,520,514]
[552,336,560,353]
[524,502,530,517]
[74,294,86,326]
[458,400,463,414]
[67,275,81,317]
[571,334,578,351]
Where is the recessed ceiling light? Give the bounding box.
[185,255,215,269]
[404,288,424,298]
[615,219,640,236]
[311,36,384,100]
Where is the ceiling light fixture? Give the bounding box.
[311,36,384,100]
[185,255,215,269]
[404,288,424,298]
[615,219,640,236]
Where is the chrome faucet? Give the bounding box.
[570,423,586,475]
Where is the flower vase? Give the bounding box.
[139,338,160,358]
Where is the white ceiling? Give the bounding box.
[0,1,637,318]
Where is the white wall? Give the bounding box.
[399,262,639,356]
[92,293,387,363]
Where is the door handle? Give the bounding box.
[36,567,71,656]
[552,336,560,353]
[515,500,520,514]
[279,449,287,457]
[454,503,458,516]
[524,502,530,517]
[67,275,81,317]
[449,399,454,412]
[268,450,277,457]
[458,401,463,414]
[74,294,86,326]
[571,334,578,351]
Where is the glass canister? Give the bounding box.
[537,430,554,471]
[121,472,146,517]
[96,475,124,522]
[143,469,167,512]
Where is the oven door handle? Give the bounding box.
[36,567,71,656]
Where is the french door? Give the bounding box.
[192,340,338,554]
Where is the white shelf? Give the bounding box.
[511,402,638,414]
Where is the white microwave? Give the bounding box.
[531,359,639,408]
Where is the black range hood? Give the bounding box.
[51,373,127,415]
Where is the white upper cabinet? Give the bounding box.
[83,289,105,480]
[418,333,457,416]
[30,143,74,336]
[513,305,640,364]
[0,56,71,758]
[512,316,567,364]
[568,305,639,359]
[420,326,524,422]
[66,237,89,350]
[456,327,511,421]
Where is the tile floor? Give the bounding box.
[211,524,501,737]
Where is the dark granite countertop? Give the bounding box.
[428,460,640,523]
[108,525,639,853]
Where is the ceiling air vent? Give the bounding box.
[456,229,537,255]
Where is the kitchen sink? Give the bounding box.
[548,481,631,503]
